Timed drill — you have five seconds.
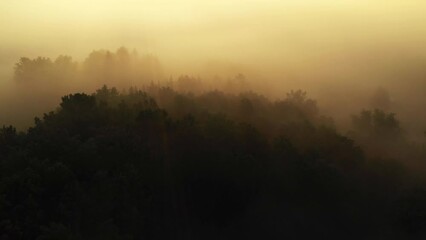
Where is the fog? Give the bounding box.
[3,1,426,238]
[1,0,426,137]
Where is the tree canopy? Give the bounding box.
[1,85,425,239]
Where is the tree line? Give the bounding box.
[1,84,426,239]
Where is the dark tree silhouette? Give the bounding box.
[0,86,425,240]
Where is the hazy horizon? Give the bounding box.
[2,0,426,76]
[1,0,426,137]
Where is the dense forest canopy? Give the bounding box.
[0,47,426,239]
[1,1,426,238]
[1,78,426,238]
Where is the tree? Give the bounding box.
[285,90,318,119]
[351,109,402,140]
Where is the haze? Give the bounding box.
[3,1,426,238]
[1,0,426,136]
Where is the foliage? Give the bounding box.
[0,86,425,240]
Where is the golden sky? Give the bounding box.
[1,0,426,78]
[1,0,426,134]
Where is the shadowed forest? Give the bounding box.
[2,1,426,239]
[1,48,426,239]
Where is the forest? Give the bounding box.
[1,49,426,239]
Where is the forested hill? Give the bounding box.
[1,86,426,239]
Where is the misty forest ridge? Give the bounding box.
[1,48,426,239]
[2,1,426,239]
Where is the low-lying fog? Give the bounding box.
[1,0,426,140]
